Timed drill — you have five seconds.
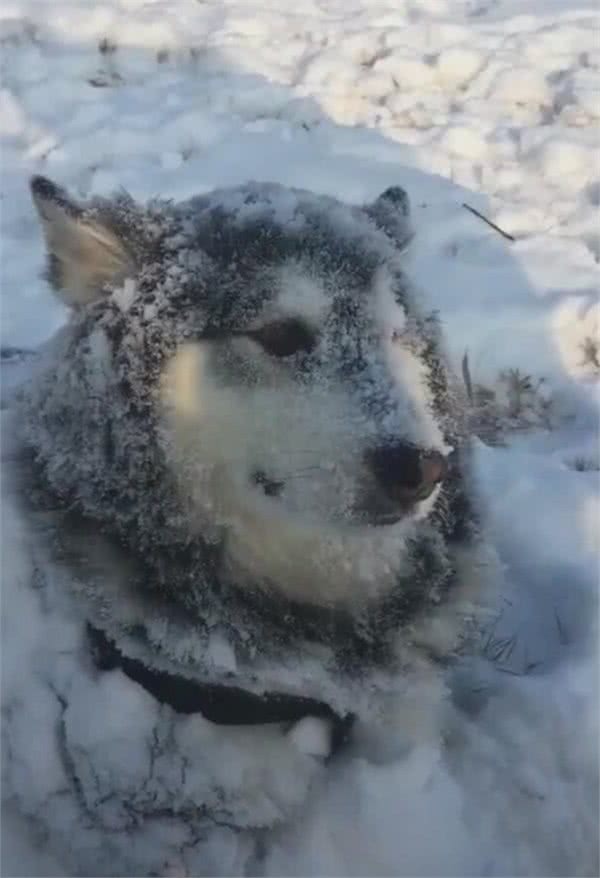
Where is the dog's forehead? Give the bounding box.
[267,261,407,333]
[178,183,404,327]
[270,262,331,321]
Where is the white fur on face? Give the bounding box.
[264,262,330,325]
[160,274,446,608]
[374,268,450,454]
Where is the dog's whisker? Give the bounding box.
[284,466,334,480]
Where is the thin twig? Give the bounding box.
[461,350,473,403]
[462,202,515,241]
[554,608,568,646]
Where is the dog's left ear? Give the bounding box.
[365,186,413,250]
[31,175,135,307]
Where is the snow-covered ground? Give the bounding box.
[1,0,598,875]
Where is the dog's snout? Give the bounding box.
[367,443,447,503]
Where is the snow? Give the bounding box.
[287,717,332,759]
[1,0,598,875]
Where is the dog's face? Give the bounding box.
[30,177,465,607]
[164,262,448,523]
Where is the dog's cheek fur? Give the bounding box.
[161,340,361,517]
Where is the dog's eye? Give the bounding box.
[250,319,316,358]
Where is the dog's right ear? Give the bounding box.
[365,185,414,251]
[31,175,135,307]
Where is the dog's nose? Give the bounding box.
[366,443,447,503]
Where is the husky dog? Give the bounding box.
[24,173,474,624]
[2,176,485,870]
[19,175,482,684]
[16,178,478,756]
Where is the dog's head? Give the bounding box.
[29,176,470,609]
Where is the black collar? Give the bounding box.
[87,622,354,756]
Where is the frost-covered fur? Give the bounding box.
[22,177,477,667]
[2,176,491,872]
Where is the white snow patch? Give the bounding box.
[111,277,137,311]
[287,717,332,759]
[436,45,484,89]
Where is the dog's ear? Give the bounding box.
[31,175,135,307]
[365,186,413,250]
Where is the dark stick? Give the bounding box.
[461,350,473,403]
[462,203,515,241]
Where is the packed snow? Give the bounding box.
[1,0,598,875]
